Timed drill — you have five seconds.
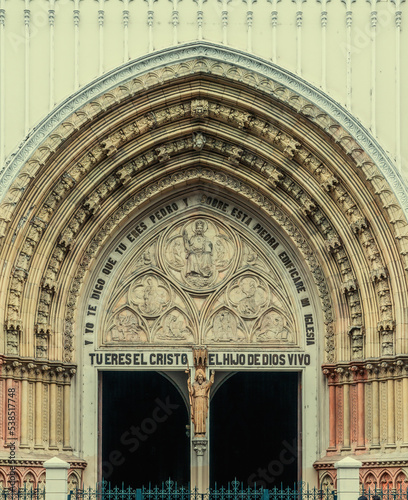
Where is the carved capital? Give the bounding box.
[342,279,358,294]
[351,217,368,234]
[192,437,208,456]
[192,132,206,151]
[156,145,170,163]
[370,267,388,282]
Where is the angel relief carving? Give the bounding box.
[105,309,148,343]
[153,309,194,343]
[253,310,295,343]
[129,275,170,317]
[163,218,236,290]
[228,276,268,317]
[205,309,246,343]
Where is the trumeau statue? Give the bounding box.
[186,368,215,436]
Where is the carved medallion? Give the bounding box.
[252,309,294,344]
[129,274,171,317]
[162,217,236,291]
[227,275,269,318]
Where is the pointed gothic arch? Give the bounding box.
[1,42,408,487]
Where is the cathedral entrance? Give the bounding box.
[210,372,299,487]
[101,371,190,488]
[82,191,320,488]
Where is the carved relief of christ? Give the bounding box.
[183,219,213,279]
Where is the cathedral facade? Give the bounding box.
[0,0,408,493]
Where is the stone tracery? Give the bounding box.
[101,214,299,348]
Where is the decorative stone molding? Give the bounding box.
[322,358,408,382]
[0,43,406,218]
[0,96,400,370]
[348,325,364,359]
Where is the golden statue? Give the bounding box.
[186,368,215,436]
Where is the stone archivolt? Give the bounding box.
[1,83,402,361]
[0,56,407,479]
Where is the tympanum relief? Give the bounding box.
[102,215,298,346]
[163,218,236,291]
[106,309,148,343]
[129,275,170,317]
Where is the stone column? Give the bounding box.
[49,380,57,449]
[34,377,43,448]
[323,368,338,451]
[371,378,380,448]
[44,457,70,500]
[192,437,208,493]
[403,374,408,447]
[386,377,395,447]
[343,384,350,449]
[63,379,71,450]
[20,377,29,447]
[335,456,362,500]
[357,379,365,449]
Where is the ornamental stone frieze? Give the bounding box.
[0,356,76,383]
[314,461,408,492]
[0,89,402,365]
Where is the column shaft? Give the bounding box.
[403,377,408,445]
[387,378,395,445]
[329,383,336,449]
[20,379,29,447]
[357,381,365,448]
[35,381,43,448]
[49,382,57,448]
[63,384,71,450]
[343,384,350,448]
[371,380,380,447]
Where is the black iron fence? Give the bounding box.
[360,487,408,500]
[68,480,337,500]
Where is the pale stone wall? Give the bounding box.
[0,0,407,179]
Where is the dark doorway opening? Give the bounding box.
[101,371,190,487]
[210,371,299,488]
